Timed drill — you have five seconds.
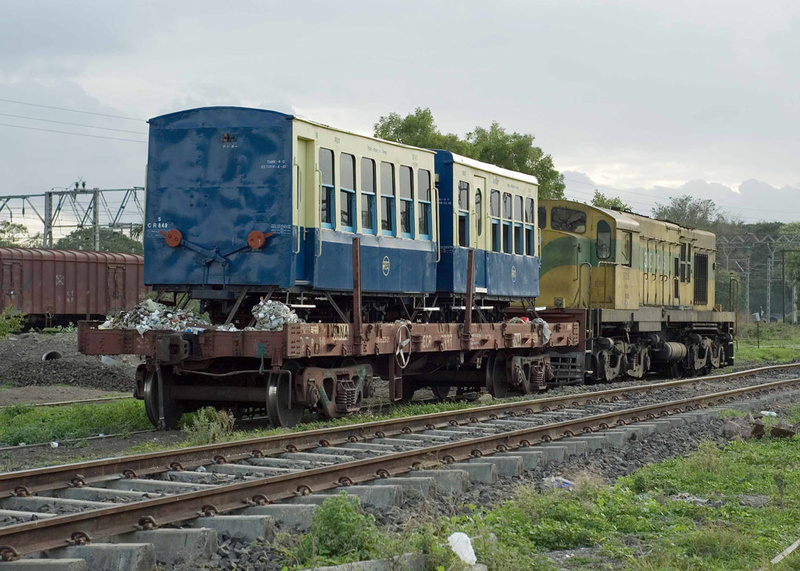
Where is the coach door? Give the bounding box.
[473,175,487,292]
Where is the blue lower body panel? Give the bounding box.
[305,229,437,294]
[438,247,540,298]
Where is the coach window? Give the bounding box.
[551,207,586,233]
[596,220,611,259]
[525,198,536,255]
[502,192,512,253]
[360,158,376,234]
[490,190,501,252]
[400,166,414,238]
[513,196,524,254]
[457,181,469,247]
[475,189,483,237]
[418,169,432,239]
[319,148,335,229]
[340,153,356,232]
[380,162,396,236]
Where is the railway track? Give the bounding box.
[1,363,798,565]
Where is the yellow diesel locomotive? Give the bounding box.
[537,200,735,382]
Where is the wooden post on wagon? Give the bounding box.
[461,249,475,351]
[352,237,362,356]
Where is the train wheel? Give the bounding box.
[143,367,184,430]
[431,385,453,400]
[266,371,304,428]
[486,351,509,398]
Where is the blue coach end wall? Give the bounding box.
[144,107,296,288]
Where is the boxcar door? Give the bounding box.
[107,265,125,313]
[1,262,22,311]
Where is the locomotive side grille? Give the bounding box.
[693,254,709,304]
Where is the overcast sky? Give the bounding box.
[1,0,799,231]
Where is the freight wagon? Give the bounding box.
[0,248,146,328]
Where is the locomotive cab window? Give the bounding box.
[360,158,376,234]
[458,181,469,247]
[536,205,545,228]
[490,190,501,252]
[380,162,395,236]
[596,220,611,259]
[319,148,335,229]
[621,231,632,267]
[551,207,586,233]
[418,169,432,239]
[340,153,356,232]
[400,166,414,238]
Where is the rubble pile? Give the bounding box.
[249,298,304,331]
[99,299,210,335]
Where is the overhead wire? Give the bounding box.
[0,112,147,135]
[0,122,146,143]
[0,98,145,122]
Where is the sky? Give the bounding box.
[1,0,799,235]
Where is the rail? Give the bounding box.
[0,372,798,558]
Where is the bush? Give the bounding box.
[0,307,24,337]
[181,407,235,445]
[296,492,379,566]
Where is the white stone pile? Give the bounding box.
[250,298,304,331]
[99,299,210,335]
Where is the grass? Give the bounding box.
[276,436,800,570]
[735,322,800,363]
[0,399,151,445]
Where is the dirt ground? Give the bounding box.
[0,331,138,406]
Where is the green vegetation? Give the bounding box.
[278,437,800,570]
[374,107,565,199]
[0,307,24,337]
[591,190,631,212]
[0,399,151,445]
[735,322,800,363]
[54,227,143,254]
[181,406,235,445]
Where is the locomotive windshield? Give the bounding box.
[551,207,586,233]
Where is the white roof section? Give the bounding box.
[447,151,539,186]
[293,115,436,155]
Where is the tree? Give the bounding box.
[651,195,738,232]
[591,190,631,212]
[0,221,30,246]
[374,108,565,199]
[54,228,143,254]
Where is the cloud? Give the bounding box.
[564,171,800,224]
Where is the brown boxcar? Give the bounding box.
[0,248,146,327]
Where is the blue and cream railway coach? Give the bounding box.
[144,107,439,302]
[435,151,540,299]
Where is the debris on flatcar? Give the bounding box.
[250,298,304,331]
[100,299,209,334]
